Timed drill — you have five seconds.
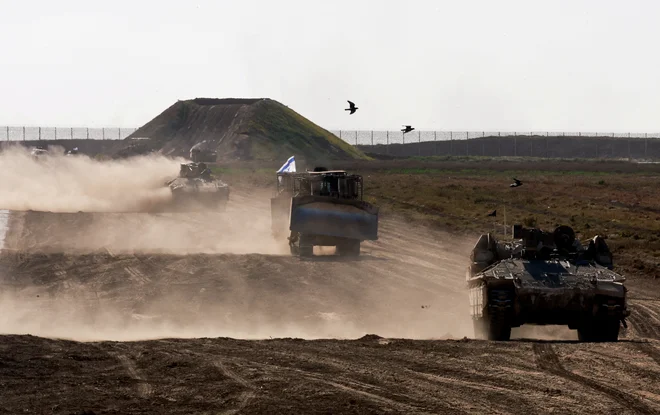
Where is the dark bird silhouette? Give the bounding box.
[510,178,523,188]
[401,125,415,134]
[487,209,497,217]
[345,100,358,114]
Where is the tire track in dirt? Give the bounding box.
[634,342,660,367]
[532,343,656,414]
[213,359,257,415]
[264,361,438,414]
[628,300,660,340]
[110,352,154,398]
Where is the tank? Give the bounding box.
[466,224,630,342]
[164,162,229,211]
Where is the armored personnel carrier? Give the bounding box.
[165,162,229,211]
[271,167,379,257]
[466,224,629,342]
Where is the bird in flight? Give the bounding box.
[401,125,415,134]
[510,178,523,188]
[345,100,358,114]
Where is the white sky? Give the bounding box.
[1,0,658,132]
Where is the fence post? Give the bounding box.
[102,128,105,140]
[466,132,469,156]
[54,127,57,139]
[514,135,517,157]
[118,128,121,140]
[86,128,89,139]
[38,127,41,140]
[645,133,648,158]
[386,131,389,155]
[339,130,342,140]
[70,127,73,139]
[5,126,7,141]
[355,131,357,146]
[448,131,452,155]
[371,130,373,146]
[23,126,25,141]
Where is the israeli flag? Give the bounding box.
[277,155,296,173]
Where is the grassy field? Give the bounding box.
[213,158,660,281]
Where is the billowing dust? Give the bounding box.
[0,146,182,213]
[0,149,573,342]
[0,146,288,255]
[0,269,476,342]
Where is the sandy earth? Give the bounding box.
[0,155,659,414]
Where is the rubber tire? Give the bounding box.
[578,318,620,342]
[298,234,314,258]
[337,240,360,257]
[487,318,512,341]
[473,316,511,341]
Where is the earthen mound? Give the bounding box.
[124,98,366,163]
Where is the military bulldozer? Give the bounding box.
[164,162,229,211]
[271,167,379,257]
[466,224,630,342]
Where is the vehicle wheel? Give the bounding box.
[298,234,313,257]
[578,318,620,342]
[337,240,360,257]
[480,311,511,341]
[487,318,511,341]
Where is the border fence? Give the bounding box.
[329,130,660,146]
[2,126,659,143]
[2,126,659,159]
[1,126,137,141]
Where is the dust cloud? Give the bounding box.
[0,145,183,213]
[0,276,473,342]
[0,148,477,341]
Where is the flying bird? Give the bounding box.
[401,125,415,134]
[510,178,523,188]
[487,210,497,217]
[345,100,358,114]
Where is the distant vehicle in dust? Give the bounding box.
[30,146,49,159]
[467,224,630,342]
[163,162,230,211]
[65,147,80,156]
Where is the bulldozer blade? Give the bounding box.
[290,201,378,241]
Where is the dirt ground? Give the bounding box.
[1,196,660,414]
[1,159,660,413]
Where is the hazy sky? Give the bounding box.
[1,0,658,132]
